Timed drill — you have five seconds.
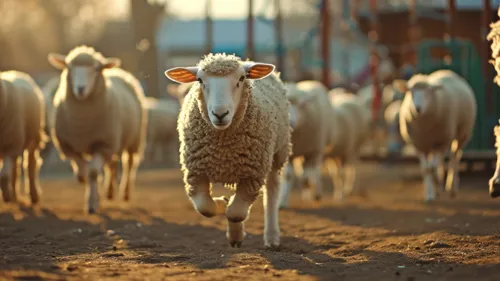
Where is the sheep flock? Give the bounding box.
[1,11,499,253]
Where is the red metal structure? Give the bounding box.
[274,0,285,78]
[408,0,419,66]
[320,0,331,87]
[247,0,255,60]
[368,0,381,121]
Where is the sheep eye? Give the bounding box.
[197,78,203,84]
[239,75,245,82]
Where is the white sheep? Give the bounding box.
[393,69,477,202]
[278,80,333,208]
[166,82,194,105]
[143,97,180,164]
[325,90,371,201]
[47,45,148,214]
[164,53,291,249]
[39,76,60,161]
[383,99,406,158]
[0,71,47,204]
[487,9,500,198]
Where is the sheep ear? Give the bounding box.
[242,62,275,80]
[102,57,121,69]
[165,67,198,83]
[392,79,408,93]
[48,53,67,70]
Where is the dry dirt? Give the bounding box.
[1,163,499,281]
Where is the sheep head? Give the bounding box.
[394,78,442,116]
[48,46,121,100]
[164,53,275,130]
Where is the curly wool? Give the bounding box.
[0,71,47,156]
[197,53,242,76]
[178,55,291,191]
[52,46,147,161]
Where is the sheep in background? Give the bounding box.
[48,45,148,214]
[0,71,47,204]
[165,53,291,249]
[166,82,194,105]
[143,97,180,165]
[394,70,476,202]
[326,90,371,202]
[278,80,333,209]
[39,76,60,162]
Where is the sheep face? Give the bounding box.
[165,62,275,130]
[48,52,121,100]
[285,88,315,130]
[392,80,441,117]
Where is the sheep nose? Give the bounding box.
[77,86,85,95]
[415,106,421,114]
[212,110,229,121]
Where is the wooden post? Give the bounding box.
[408,0,419,66]
[483,0,493,115]
[274,0,285,79]
[205,0,213,54]
[368,0,381,121]
[246,0,255,60]
[320,0,331,87]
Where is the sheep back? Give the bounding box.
[0,71,47,156]
[144,97,179,142]
[178,72,291,188]
[286,80,333,159]
[399,69,477,154]
[327,93,371,163]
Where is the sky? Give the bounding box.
[111,0,306,19]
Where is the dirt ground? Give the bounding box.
[1,162,499,281]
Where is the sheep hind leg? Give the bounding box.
[445,141,462,199]
[0,157,14,202]
[105,159,119,200]
[263,168,281,250]
[26,149,42,205]
[419,153,436,203]
[85,154,103,214]
[277,162,294,209]
[120,152,139,202]
[11,156,21,202]
[343,162,358,197]
[301,156,323,202]
[429,152,445,197]
[326,158,344,202]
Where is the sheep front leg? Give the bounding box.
[342,162,358,197]
[185,175,221,218]
[445,147,462,198]
[263,169,281,250]
[489,150,500,198]
[26,149,42,204]
[429,152,445,196]
[85,154,104,214]
[278,162,294,209]
[0,157,14,202]
[225,179,260,247]
[301,156,323,202]
[105,159,118,200]
[326,158,344,202]
[419,153,436,202]
[120,152,140,202]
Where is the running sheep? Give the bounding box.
[48,45,148,214]
[164,53,291,249]
[325,90,371,202]
[143,97,180,164]
[0,71,47,204]
[393,69,477,202]
[278,80,333,209]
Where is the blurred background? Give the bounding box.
[2,0,500,172]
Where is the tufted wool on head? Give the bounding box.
[64,45,107,66]
[407,74,431,90]
[197,53,242,76]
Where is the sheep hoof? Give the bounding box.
[264,243,281,251]
[86,207,97,214]
[0,176,12,202]
[230,240,243,248]
[77,174,86,184]
[314,194,322,202]
[199,210,216,218]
